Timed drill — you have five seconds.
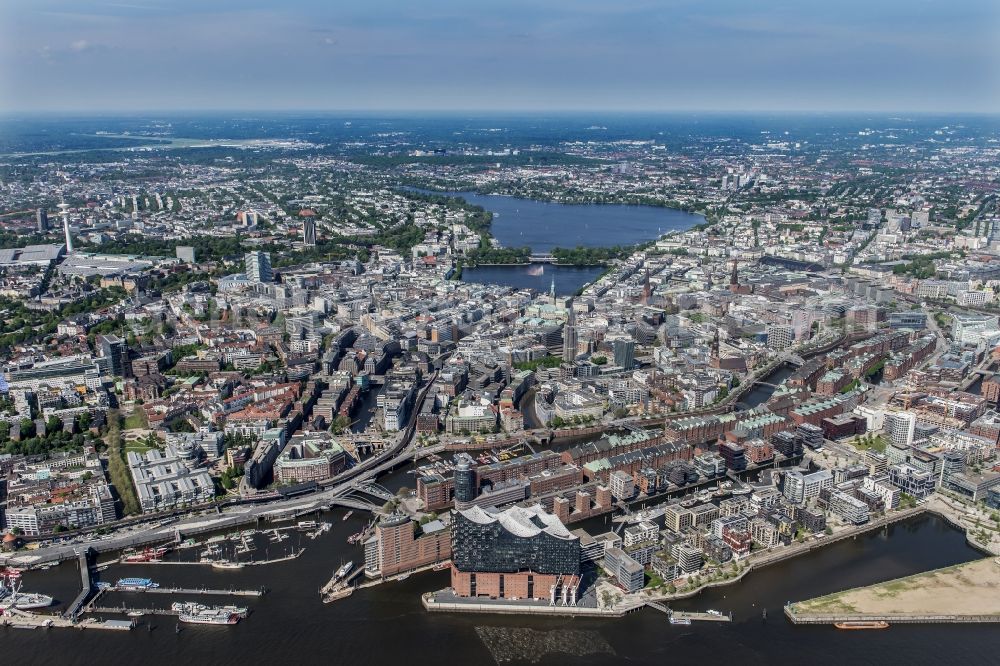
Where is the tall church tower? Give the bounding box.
[563,300,578,362]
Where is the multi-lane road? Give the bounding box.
[2,366,444,567]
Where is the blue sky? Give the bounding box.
[1,0,998,112]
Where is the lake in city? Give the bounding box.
[415,190,704,296]
[5,512,996,665]
[439,191,704,253]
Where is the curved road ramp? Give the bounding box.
[785,557,1000,625]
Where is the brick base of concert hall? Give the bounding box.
[451,567,582,601]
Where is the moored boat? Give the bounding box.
[212,561,245,570]
[220,604,249,618]
[0,570,54,610]
[335,561,353,581]
[834,620,889,630]
[178,609,239,625]
[116,577,159,591]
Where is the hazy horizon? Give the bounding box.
[2,0,998,114]
[3,109,1000,118]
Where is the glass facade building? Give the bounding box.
[452,505,580,575]
[453,460,477,504]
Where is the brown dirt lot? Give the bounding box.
[793,557,1000,617]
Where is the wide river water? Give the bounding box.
[5,512,996,665]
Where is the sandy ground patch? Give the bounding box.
[794,557,1000,617]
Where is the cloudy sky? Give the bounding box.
[1,0,998,113]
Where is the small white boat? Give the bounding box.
[212,561,245,570]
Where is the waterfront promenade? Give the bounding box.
[423,508,931,620]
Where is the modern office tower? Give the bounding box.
[36,208,49,232]
[302,218,317,246]
[453,458,476,505]
[245,250,273,283]
[58,202,73,253]
[97,334,130,377]
[562,301,578,362]
[612,337,635,369]
[884,411,916,448]
[176,246,196,263]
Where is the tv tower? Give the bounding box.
[58,201,73,253]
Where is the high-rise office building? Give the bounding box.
[241,210,258,227]
[884,411,916,448]
[453,459,477,505]
[612,337,635,369]
[97,334,130,378]
[562,301,578,362]
[245,251,273,283]
[302,218,317,246]
[36,208,49,232]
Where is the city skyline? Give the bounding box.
[2,1,1000,661]
[1,0,998,114]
